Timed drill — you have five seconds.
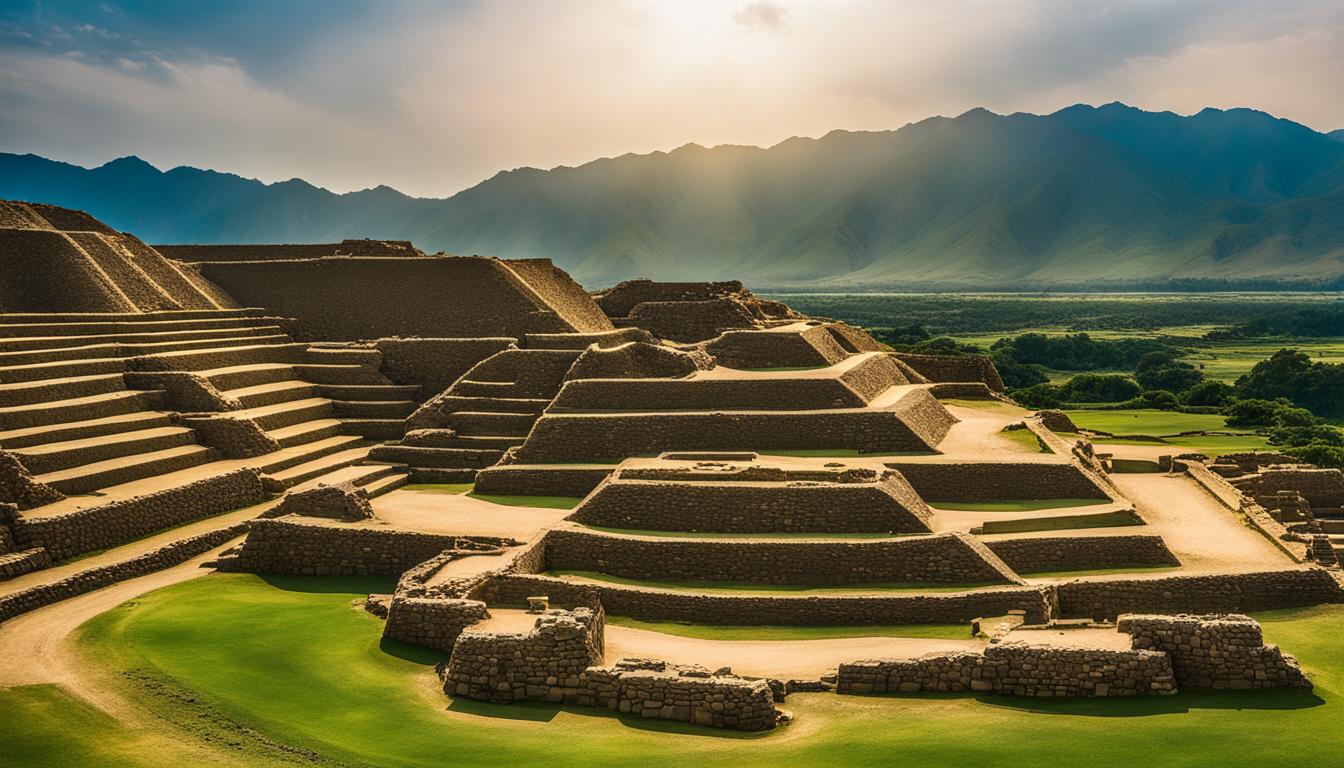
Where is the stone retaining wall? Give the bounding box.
[550,377,869,412]
[1055,569,1344,620]
[703,325,849,369]
[383,596,492,653]
[473,466,614,498]
[886,462,1110,503]
[892,353,1005,392]
[442,609,780,731]
[12,469,266,561]
[0,451,65,510]
[541,528,1020,585]
[984,535,1179,574]
[515,394,954,463]
[566,473,932,533]
[837,642,1174,697]
[219,516,511,576]
[0,524,245,622]
[124,371,241,411]
[486,574,1051,625]
[1231,467,1344,510]
[1119,613,1311,689]
[369,337,515,401]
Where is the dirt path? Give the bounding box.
[474,608,984,679]
[372,490,570,540]
[0,545,229,699]
[1109,472,1293,572]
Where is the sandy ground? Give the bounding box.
[372,489,571,540]
[476,608,985,679]
[1106,472,1293,573]
[0,543,233,699]
[1001,625,1134,650]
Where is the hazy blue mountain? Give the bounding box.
[4,103,1344,289]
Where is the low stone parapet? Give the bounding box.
[1118,613,1312,689]
[1055,569,1344,620]
[12,468,266,561]
[837,642,1175,697]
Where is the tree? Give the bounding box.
[1135,361,1203,393]
[1058,373,1142,403]
[1182,380,1235,407]
[1235,349,1344,416]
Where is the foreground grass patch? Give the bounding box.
[1065,409,1233,436]
[582,526,902,540]
[605,616,973,641]
[760,449,936,458]
[48,575,1344,768]
[975,510,1142,534]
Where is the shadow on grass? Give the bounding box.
[446,698,771,739]
[977,687,1325,716]
[256,573,399,595]
[378,637,445,667]
[848,688,1324,716]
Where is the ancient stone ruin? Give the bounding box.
[2,202,1339,731]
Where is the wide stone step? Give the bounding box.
[366,444,503,468]
[131,342,306,372]
[223,380,318,409]
[235,398,334,431]
[0,310,268,337]
[267,445,372,488]
[361,472,409,498]
[0,323,285,352]
[0,548,53,580]
[11,425,198,475]
[0,390,164,431]
[338,418,406,441]
[37,444,219,496]
[292,364,389,385]
[443,434,524,450]
[0,373,126,408]
[303,347,384,365]
[266,419,344,448]
[451,379,525,398]
[431,395,550,415]
[254,435,366,476]
[441,411,538,436]
[0,331,290,366]
[0,410,175,450]
[0,356,125,384]
[315,383,421,401]
[199,362,297,390]
[331,400,416,419]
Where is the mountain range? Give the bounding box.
[4,102,1344,290]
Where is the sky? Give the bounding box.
[2,0,1342,198]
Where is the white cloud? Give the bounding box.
[1,0,1341,197]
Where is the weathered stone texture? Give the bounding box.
[566,472,932,534]
[837,642,1175,697]
[273,482,374,522]
[984,535,1179,574]
[1056,569,1344,620]
[12,468,265,561]
[539,528,1020,586]
[1119,613,1311,689]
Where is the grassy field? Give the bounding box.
[998,427,1051,453]
[4,574,1334,767]
[1062,409,1273,456]
[582,526,902,540]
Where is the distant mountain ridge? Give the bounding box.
[4,103,1344,290]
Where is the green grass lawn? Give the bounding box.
[1064,409,1235,436]
[1096,433,1274,457]
[998,427,1051,453]
[1182,339,1344,383]
[18,574,1335,768]
[400,482,476,494]
[604,615,974,641]
[544,570,997,594]
[974,510,1142,535]
[932,498,1109,512]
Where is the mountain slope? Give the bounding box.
[4,103,1344,289]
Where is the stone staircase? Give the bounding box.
[0,309,417,575]
[370,347,582,474]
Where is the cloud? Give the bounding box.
[0,0,1341,197]
[733,2,788,31]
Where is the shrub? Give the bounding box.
[1283,443,1344,469]
[1182,380,1235,407]
[1057,373,1142,403]
[1011,383,1063,409]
